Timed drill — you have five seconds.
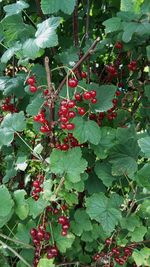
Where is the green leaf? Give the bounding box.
[15,154,28,171]
[121,0,134,12]
[73,117,101,145]
[0,185,14,217]
[1,111,26,132]
[120,215,140,231]
[14,190,29,220]
[38,259,55,267]
[1,42,21,63]
[138,136,150,158]
[54,225,75,253]
[55,46,79,67]
[26,93,44,115]
[0,128,14,148]
[95,162,116,187]
[4,1,29,16]
[50,147,87,183]
[122,22,138,43]
[22,39,41,60]
[86,193,121,234]
[92,127,116,159]
[92,85,117,112]
[144,84,150,100]
[130,226,147,242]
[15,220,35,244]
[28,197,48,219]
[35,17,61,48]
[41,0,76,15]
[136,163,150,189]
[103,18,122,34]
[71,209,92,236]
[132,248,150,266]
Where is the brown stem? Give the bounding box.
[56,37,100,95]
[35,0,44,18]
[44,57,55,145]
[73,0,79,47]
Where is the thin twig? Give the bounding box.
[0,240,32,267]
[54,177,65,197]
[35,0,44,18]
[73,0,79,47]
[56,37,100,94]
[0,233,34,249]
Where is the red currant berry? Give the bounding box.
[74,93,82,101]
[26,76,35,85]
[40,125,50,133]
[29,86,37,93]
[61,230,68,236]
[61,123,67,130]
[60,116,68,123]
[116,90,121,96]
[44,232,51,240]
[81,71,87,78]
[90,90,97,98]
[115,42,123,49]
[91,98,97,104]
[83,91,92,100]
[30,228,37,237]
[67,100,76,108]
[61,144,69,151]
[62,223,70,230]
[68,111,76,119]
[78,107,86,116]
[68,78,78,88]
[33,180,40,188]
[66,123,75,130]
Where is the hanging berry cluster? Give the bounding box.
[26,76,38,93]
[31,174,44,201]
[93,237,137,267]
[1,97,17,113]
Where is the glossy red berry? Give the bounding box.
[61,144,69,151]
[29,86,37,93]
[116,90,121,96]
[67,100,76,108]
[83,92,92,100]
[68,78,78,88]
[30,228,37,237]
[58,216,67,225]
[44,232,51,240]
[68,111,76,119]
[33,180,40,188]
[78,107,86,116]
[74,93,82,101]
[90,90,97,98]
[26,76,35,85]
[81,71,87,78]
[66,123,75,130]
[60,116,68,123]
[91,98,97,104]
[40,125,50,133]
[62,223,70,230]
[61,230,68,236]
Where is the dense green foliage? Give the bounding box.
[0,0,150,267]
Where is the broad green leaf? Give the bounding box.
[41,0,76,15]
[54,225,75,253]
[95,162,116,187]
[15,152,28,171]
[1,42,21,63]
[121,0,134,12]
[144,84,150,100]
[0,128,14,148]
[122,22,138,43]
[55,46,79,66]
[138,136,150,158]
[1,111,26,132]
[14,190,29,220]
[0,185,14,227]
[130,226,147,242]
[4,1,29,16]
[50,147,87,183]
[92,85,117,112]
[28,197,48,219]
[92,127,116,159]
[71,209,92,236]
[133,248,150,266]
[22,38,41,60]
[86,193,121,234]
[120,215,140,231]
[0,185,14,217]
[26,93,44,115]
[38,259,55,267]
[103,18,122,34]
[85,173,106,195]
[73,117,101,145]
[136,163,150,189]
[15,220,35,243]
[35,17,61,48]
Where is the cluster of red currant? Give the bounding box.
[1,97,17,113]
[55,133,79,151]
[31,174,44,201]
[127,60,137,71]
[26,76,38,93]
[33,110,51,133]
[93,238,137,267]
[58,215,70,236]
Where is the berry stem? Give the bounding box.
[49,222,55,245]
[56,37,100,95]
